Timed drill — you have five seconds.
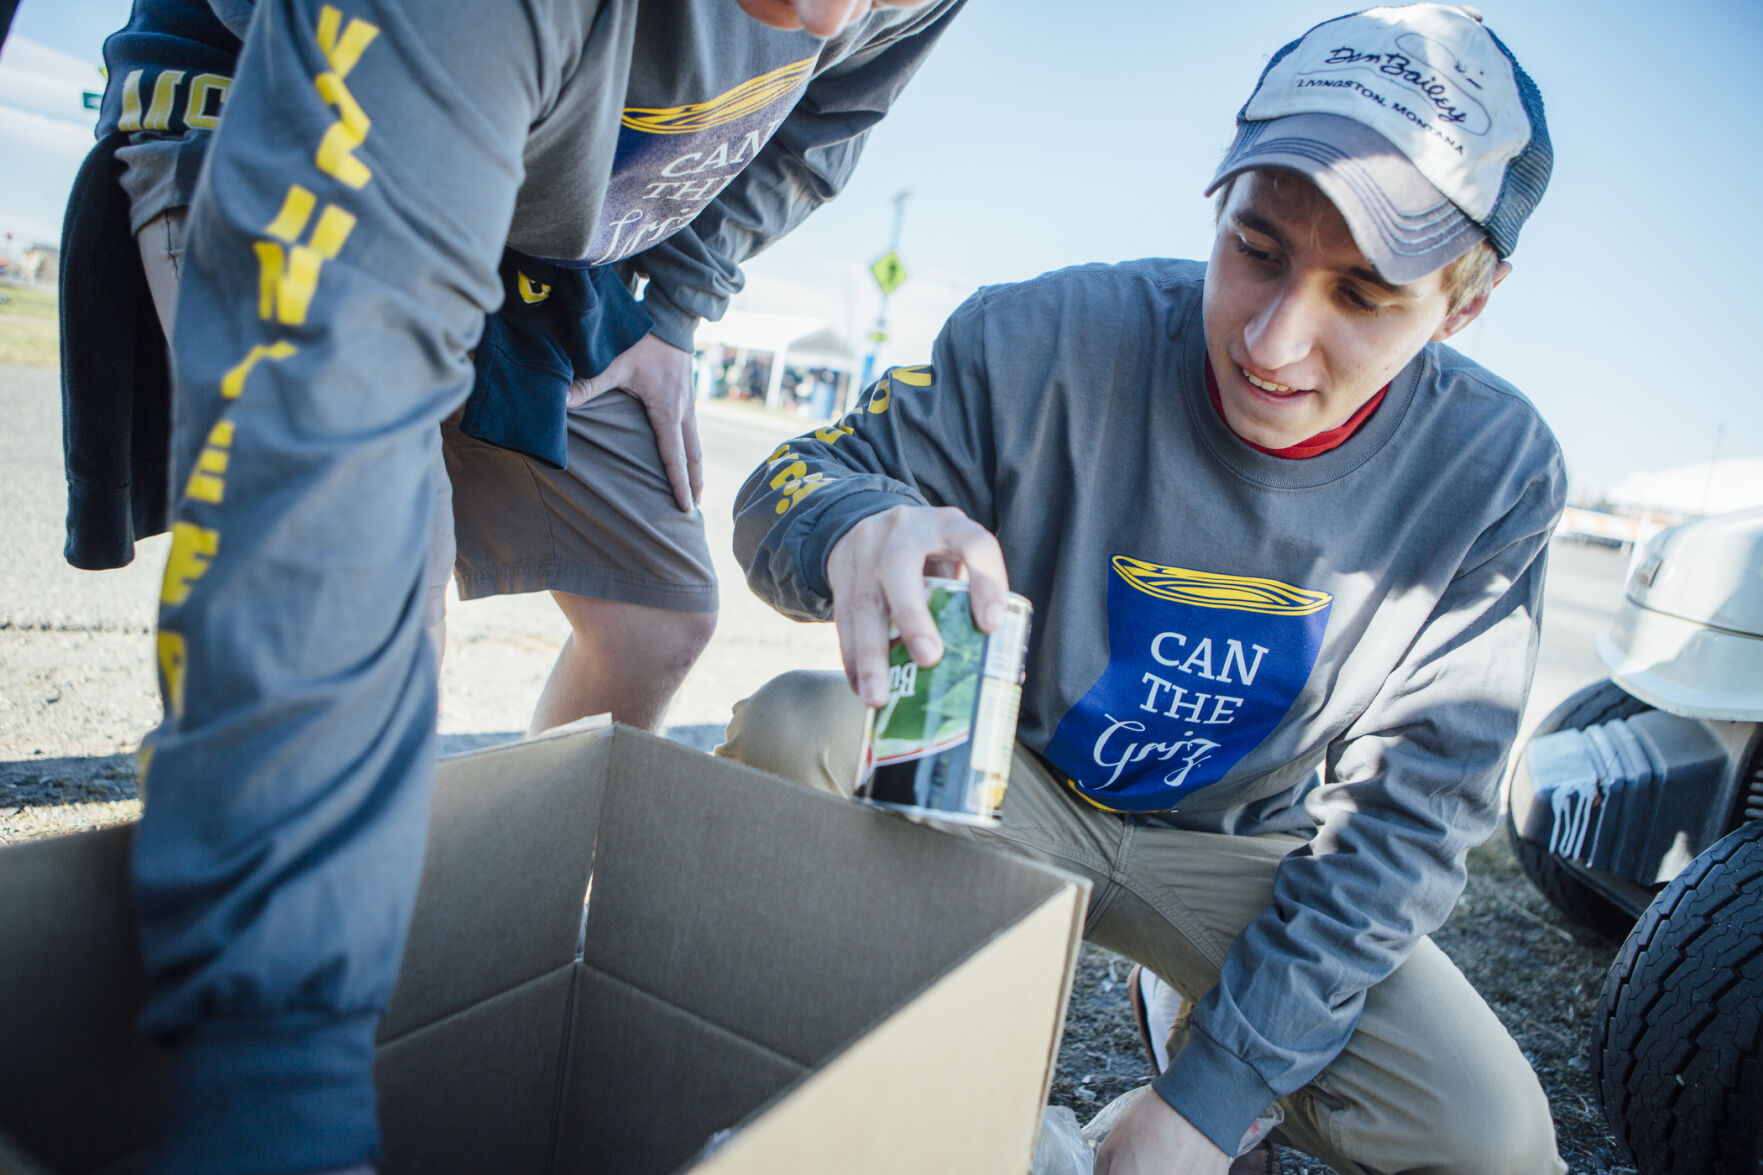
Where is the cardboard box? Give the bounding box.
[0,722,1088,1174]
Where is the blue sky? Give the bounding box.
[3,0,1757,499]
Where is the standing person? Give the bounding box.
[74,1,962,1172]
[720,6,1567,1172]
[64,0,963,737]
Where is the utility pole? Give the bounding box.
[858,190,911,399]
[1701,422,1725,517]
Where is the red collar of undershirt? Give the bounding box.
[1204,359,1388,459]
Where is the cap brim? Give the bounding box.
[1205,113,1485,284]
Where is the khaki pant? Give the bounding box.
[718,671,1566,1175]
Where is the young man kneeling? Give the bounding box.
[722,6,1565,1172]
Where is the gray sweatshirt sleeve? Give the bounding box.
[629,0,967,349]
[1153,444,1568,1152]
[733,288,999,617]
[130,0,546,1170]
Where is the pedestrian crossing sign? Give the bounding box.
[870,250,908,296]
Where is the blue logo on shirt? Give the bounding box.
[1044,556,1333,812]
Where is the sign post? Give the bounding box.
[857,190,910,403]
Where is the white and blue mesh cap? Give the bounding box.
[1206,4,1552,283]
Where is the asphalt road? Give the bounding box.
[1526,538,1630,726]
[0,359,1630,836]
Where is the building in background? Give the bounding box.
[694,310,858,420]
[16,242,56,284]
[1561,457,1763,552]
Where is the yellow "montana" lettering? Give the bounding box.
[221,341,299,400]
[184,419,237,504]
[312,5,380,187]
[254,185,355,325]
[157,630,189,721]
[160,521,220,607]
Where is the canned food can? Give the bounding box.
[856,577,1033,825]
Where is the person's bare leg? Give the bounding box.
[529,593,717,734]
[423,447,455,670]
[428,612,447,669]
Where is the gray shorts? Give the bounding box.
[117,129,210,233]
[441,394,718,613]
[125,135,716,618]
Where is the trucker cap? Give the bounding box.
[1205,4,1552,283]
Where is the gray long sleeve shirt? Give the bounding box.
[734,259,1566,1151]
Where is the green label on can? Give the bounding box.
[869,585,984,765]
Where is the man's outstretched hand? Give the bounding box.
[824,504,1009,708]
[568,332,702,513]
[1094,1090,1231,1175]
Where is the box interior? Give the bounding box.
[0,723,1085,1175]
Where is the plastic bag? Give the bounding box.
[1081,1084,1150,1151]
[1028,1087,1150,1175]
[1067,1083,1282,1162]
[1031,1105,1092,1175]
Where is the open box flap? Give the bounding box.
[0,825,168,1174]
[553,965,808,1175]
[577,733,1081,1065]
[380,719,613,1041]
[685,884,1087,1175]
[376,966,577,1175]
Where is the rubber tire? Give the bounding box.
[1505,679,1651,941]
[1593,819,1763,1175]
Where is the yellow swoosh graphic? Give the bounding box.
[622,56,816,135]
[1064,777,1137,812]
[1112,555,1332,616]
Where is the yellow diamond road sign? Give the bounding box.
[870,250,908,296]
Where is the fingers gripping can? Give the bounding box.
[857,578,1033,825]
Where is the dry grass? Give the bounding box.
[0,282,59,369]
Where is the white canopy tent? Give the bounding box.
[695,311,858,410]
[1598,457,1763,519]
